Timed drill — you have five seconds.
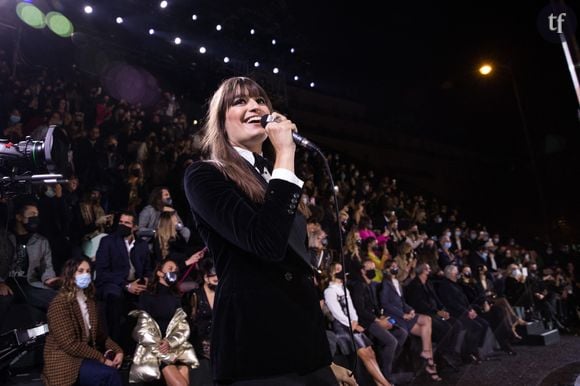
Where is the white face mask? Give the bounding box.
[45,187,56,198]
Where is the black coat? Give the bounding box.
[437,278,472,318]
[184,161,331,382]
[404,277,445,316]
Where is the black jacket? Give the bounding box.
[349,278,381,329]
[437,278,472,318]
[184,161,331,382]
[405,277,445,316]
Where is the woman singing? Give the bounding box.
[184,77,335,385]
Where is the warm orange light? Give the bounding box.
[479,64,493,76]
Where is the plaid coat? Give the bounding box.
[42,291,122,386]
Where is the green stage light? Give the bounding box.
[46,12,74,38]
[16,2,46,29]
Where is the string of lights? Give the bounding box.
[11,0,318,88]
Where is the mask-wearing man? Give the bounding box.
[1,202,58,315]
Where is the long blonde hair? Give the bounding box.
[201,77,273,203]
[156,211,177,259]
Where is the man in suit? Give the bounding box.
[437,265,489,364]
[184,77,337,385]
[349,259,410,383]
[95,211,150,347]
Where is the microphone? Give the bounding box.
[260,114,320,152]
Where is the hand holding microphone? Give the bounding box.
[261,114,320,152]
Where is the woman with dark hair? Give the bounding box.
[138,186,190,242]
[184,77,335,385]
[42,258,123,386]
[130,259,199,385]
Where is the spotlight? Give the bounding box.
[253,61,260,68]
[290,48,295,54]
[271,39,276,45]
[160,1,168,9]
[148,28,155,35]
[193,120,198,125]
[191,14,197,20]
[273,67,279,74]
[223,57,230,63]
[115,17,123,24]
[293,75,299,81]
[310,82,315,88]
[199,46,206,54]
[174,37,181,45]
[216,24,222,31]
[250,28,255,35]
[83,5,93,14]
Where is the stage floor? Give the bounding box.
[4,335,580,386]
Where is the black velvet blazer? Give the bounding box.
[184,161,331,382]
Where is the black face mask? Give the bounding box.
[24,216,39,233]
[207,283,217,291]
[130,169,141,177]
[355,239,362,246]
[335,272,345,281]
[389,268,399,276]
[164,271,178,285]
[365,269,376,280]
[163,198,173,206]
[117,224,133,237]
[107,144,117,152]
[463,272,471,278]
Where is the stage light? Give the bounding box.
[116,17,123,24]
[310,82,315,88]
[250,28,255,35]
[271,39,276,45]
[293,75,299,81]
[273,67,279,74]
[174,37,181,45]
[148,28,155,35]
[199,46,206,54]
[191,14,197,20]
[16,3,45,29]
[254,61,260,68]
[290,48,295,54]
[216,24,222,31]
[83,5,93,14]
[193,120,198,125]
[160,1,168,9]
[46,12,74,37]
[479,64,493,76]
[223,57,230,63]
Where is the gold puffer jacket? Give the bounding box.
[128,308,199,383]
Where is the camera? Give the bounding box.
[1,125,69,198]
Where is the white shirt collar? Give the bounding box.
[233,146,261,166]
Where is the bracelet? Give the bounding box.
[126,283,131,291]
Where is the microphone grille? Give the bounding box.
[260,114,274,128]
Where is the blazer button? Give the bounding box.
[284,272,293,281]
[290,197,298,204]
[289,204,296,210]
[287,209,294,214]
[292,193,300,199]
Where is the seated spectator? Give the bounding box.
[130,259,199,385]
[379,261,442,381]
[459,265,517,355]
[73,188,111,244]
[153,211,205,274]
[186,258,218,360]
[504,264,534,319]
[308,227,332,272]
[324,262,392,386]
[349,259,409,382]
[42,257,123,386]
[361,236,389,283]
[393,242,417,285]
[438,234,462,271]
[343,228,363,276]
[1,201,58,314]
[139,186,190,242]
[437,265,489,364]
[405,263,463,363]
[95,211,151,347]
